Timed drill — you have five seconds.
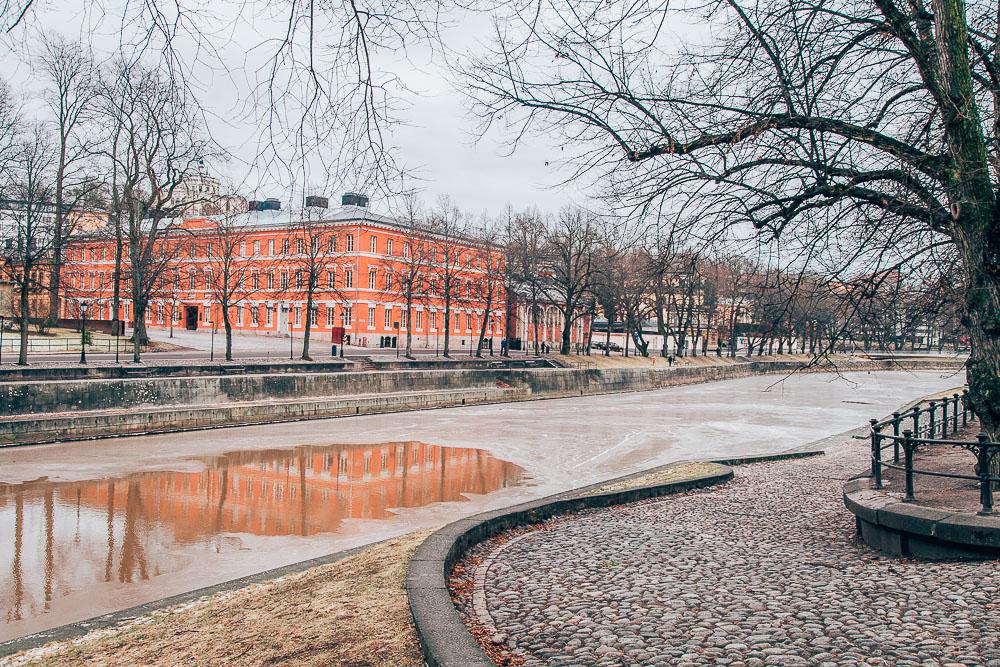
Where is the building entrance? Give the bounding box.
[184,306,199,331]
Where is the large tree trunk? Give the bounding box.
[132,305,146,363]
[17,279,29,366]
[223,305,233,361]
[560,307,572,355]
[301,287,314,360]
[443,296,452,357]
[957,219,1000,437]
[475,292,492,358]
[405,292,414,359]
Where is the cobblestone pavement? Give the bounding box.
[454,442,1000,666]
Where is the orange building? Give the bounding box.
[61,198,507,351]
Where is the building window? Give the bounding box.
[385,272,392,291]
[311,306,318,326]
[237,305,244,326]
[254,240,260,255]
[189,270,197,289]
[345,269,353,288]
[268,239,275,255]
[370,236,377,253]
[342,305,352,326]
[346,235,354,251]
[282,238,289,255]
[327,306,335,326]
[239,241,246,257]
[384,308,391,329]
[266,305,273,325]
[429,310,437,331]
[415,310,422,330]
[295,271,303,289]
[294,307,301,325]
[297,238,305,254]
[368,306,375,329]
[281,272,289,289]
[403,243,409,258]
[368,270,376,289]
[311,237,318,253]
[207,242,213,257]
[267,272,274,289]
[252,272,259,290]
[328,236,336,253]
[386,239,393,256]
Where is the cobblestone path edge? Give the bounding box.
[405,451,822,667]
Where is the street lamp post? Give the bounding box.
[0,315,5,365]
[210,318,216,361]
[79,301,89,365]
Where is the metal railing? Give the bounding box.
[0,338,135,353]
[869,390,999,515]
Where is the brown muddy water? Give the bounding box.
[0,441,524,640]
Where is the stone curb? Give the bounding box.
[844,478,1000,559]
[0,539,386,659]
[406,451,823,667]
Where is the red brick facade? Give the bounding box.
[63,209,508,351]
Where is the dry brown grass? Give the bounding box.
[584,461,727,495]
[3,531,431,667]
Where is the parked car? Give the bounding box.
[590,341,607,351]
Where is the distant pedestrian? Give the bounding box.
[667,354,674,366]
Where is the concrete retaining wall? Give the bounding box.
[3,386,527,445]
[0,356,965,446]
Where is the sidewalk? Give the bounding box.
[452,438,1000,666]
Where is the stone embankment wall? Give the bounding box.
[0,357,963,446]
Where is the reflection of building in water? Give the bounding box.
[70,441,521,539]
[0,442,523,630]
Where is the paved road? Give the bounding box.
[460,439,1000,666]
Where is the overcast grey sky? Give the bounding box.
[0,1,585,217]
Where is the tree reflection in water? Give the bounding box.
[0,441,523,634]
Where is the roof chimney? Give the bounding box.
[342,192,369,208]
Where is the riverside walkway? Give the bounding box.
[454,440,1000,666]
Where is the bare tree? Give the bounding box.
[506,210,546,355]
[427,197,467,357]
[291,206,351,360]
[204,212,271,360]
[472,216,505,357]
[540,207,604,355]
[0,126,54,365]
[464,0,1000,428]
[383,196,431,358]
[98,59,209,362]
[38,33,96,328]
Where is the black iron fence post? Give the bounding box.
[870,419,883,488]
[953,394,960,433]
[929,401,937,439]
[892,411,901,463]
[902,430,916,502]
[943,399,950,437]
[912,405,920,439]
[962,389,969,426]
[977,433,994,516]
